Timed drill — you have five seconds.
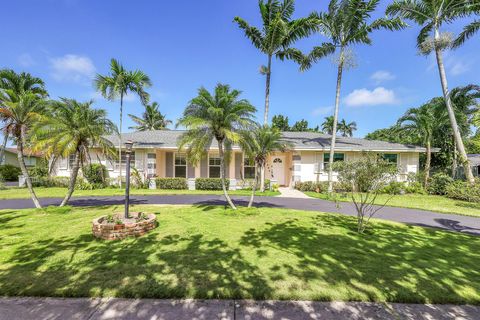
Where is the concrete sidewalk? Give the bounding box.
[0,297,479,320]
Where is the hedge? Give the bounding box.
[446,180,480,203]
[156,177,188,190]
[428,173,454,195]
[195,178,229,190]
[0,164,22,181]
[295,181,326,192]
[83,164,109,185]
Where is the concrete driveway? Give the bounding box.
[1,194,480,236]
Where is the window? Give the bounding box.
[244,157,255,179]
[323,153,344,170]
[381,153,398,164]
[174,153,187,178]
[116,151,135,170]
[147,153,157,177]
[209,155,221,178]
[68,154,76,169]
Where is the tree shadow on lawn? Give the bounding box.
[240,214,480,304]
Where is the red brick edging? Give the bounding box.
[92,213,157,240]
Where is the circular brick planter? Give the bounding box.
[92,212,157,240]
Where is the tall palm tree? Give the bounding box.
[398,103,441,186]
[240,125,291,206]
[321,115,337,134]
[234,0,317,124]
[177,84,256,210]
[0,93,46,208]
[0,69,47,167]
[302,0,405,193]
[338,119,357,137]
[32,99,116,206]
[386,0,480,184]
[94,58,151,186]
[128,102,171,131]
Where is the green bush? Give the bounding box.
[238,178,271,191]
[28,165,48,178]
[379,181,406,195]
[446,180,480,203]
[294,181,325,192]
[31,176,70,188]
[195,178,229,190]
[0,164,21,181]
[156,177,188,190]
[405,181,426,194]
[83,163,108,185]
[428,173,454,195]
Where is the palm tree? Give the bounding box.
[0,93,46,208]
[386,0,479,184]
[338,119,357,137]
[240,125,291,206]
[128,102,171,131]
[302,0,405,193]
[177,84,256,210]
[398,103,440,186]
[234,0,317,124]
[94,58,151,186]
[32,99,116,206]
[321,116,337,134]
[0,69,47,167]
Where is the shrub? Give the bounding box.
[405,181,426,194]
[156,177,188,190]
[238,178,271,191]
[28,165,48,178]
[195,178,229,190]
[295,181,325,192]
[379,181,406,195]
[83,163,108,185]
[0,164,21,181]
[446,180,480,203]
[428,173,454,195]
[31,176,70,188]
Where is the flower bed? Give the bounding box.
[92,212,157,240]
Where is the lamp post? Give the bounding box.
[124,140,134,219]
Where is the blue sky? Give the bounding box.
[1,0,479,138]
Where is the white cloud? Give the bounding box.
[50,54,96,83]
[370,70,395,84]
[344,87,398,107]
[17,53,35,67]
[312,106,333,116]
[450,61,469,76]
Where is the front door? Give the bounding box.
[270,156,285,186]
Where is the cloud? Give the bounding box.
[370,70,395,84]
[450,61,469,76]
[17,53,35,67]
[427,52,472,76]
[344,87,398,107]
[312,106,333,116]
[50,54,96,83]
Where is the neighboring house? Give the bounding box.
[51,130,426,188]
[466,154,480,177]
[0,147,39,167]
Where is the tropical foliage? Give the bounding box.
[177,84,256,209]
[129,102,171,131]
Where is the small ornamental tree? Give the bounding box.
[333,153,398,233]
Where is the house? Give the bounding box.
[51,130,426,189]
[0,147,40,167]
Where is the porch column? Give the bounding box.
[156,149,165,178]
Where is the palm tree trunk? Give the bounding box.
[452,135,457,178]
[328,48,344,193]
[118,94,123,187]
[434,30,474,184]
[60,150,81,206]
[0,133,8,165]
[264,55,272,125]
[17,129,41,209]
[259,162,266,192]
[248,163,259,208]
[424,140,431,187]
[218,140,236,210]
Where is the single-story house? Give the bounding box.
[0,147,40,167]
[51,130,426,189]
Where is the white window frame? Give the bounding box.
[243,155,256,180]
[174,152,187,178]
[208,153,221,178]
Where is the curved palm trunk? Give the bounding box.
[264,55,272,125]
[218,140,236,210]
[452,136,457,178]
[328,49,344,193]
[0,133,8,166]
[424,140,432,187]
[118,94,124,187]
[248,163,259,208]
[17,130,41,209]
[60,150,80,207]
[434,31,474,184]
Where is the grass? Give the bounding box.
[305,192,480,218]
[0,187,279,199]
[0,204,479,304]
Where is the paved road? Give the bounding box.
[1,194,480,236]
[0,297,478,320]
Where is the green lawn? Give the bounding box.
[305,192,480,218]
[0,204,479,304]
[0,187,279,199]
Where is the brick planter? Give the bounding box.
[92,212,157,240]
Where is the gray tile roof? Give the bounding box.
[106,130,427,152]
[468,154,480,166]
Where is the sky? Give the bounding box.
[1,0,479,139]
